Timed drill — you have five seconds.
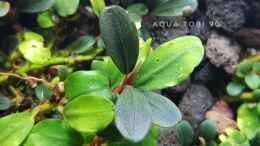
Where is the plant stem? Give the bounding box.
[32,102,55,118]
[17,48,103,75]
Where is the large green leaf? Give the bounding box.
[133,36,204,91]
[91,57,124,89]
[0,1,10,17]
[18,0,55,13]
[237,104,260,139]
[64,71,111,101]
[144,91,182,127]
[23,119,83,146]
[115,86,152,142]
[100,6,139,74]
[0,112,34,146]
[64,95,114,133]
[152,0,198,16]
[54,0,80,17]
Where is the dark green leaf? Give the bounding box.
[91,57,124,89]
[152,0,198,16]
[115,86,152,142]
[0,112,34,146]
[250,130,260,146]
[57,65,72,81]
[67,35,96,54]
[198,120,217,141]
[0,1,10,17]
[144,92,182,127]
[18,0,55,13]
[245,74,260,90]
[0,95,11,110]
[127,3,148,23]
[54,0,80,17]
[133,36,204,91]
[226,82,245,97]
[64,71,111,101]
[64,95,114,133]
[24,119,83,146]
[35,84,52,101]
[176,121,194,146]
[100,5,139,74]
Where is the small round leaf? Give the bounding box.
[0,1,10,17]
[245,74,260,90]
[226,82,245,97]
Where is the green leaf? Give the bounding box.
[64,71,111,101]
[115,86,152,142]
[35,84,53,101]
[245,74,260,90]
[236,60,253,78]
[37,11,56,28]
[0,95,11,110]
[257,102,260,115]
[237,104,260,139]
[54,0,80,17]
[0,1,10,17]
[133,36,204,91]
[23,119,83,146]
[91,57,124,89]
[64,95,114,133]
[100,5,139,74]
[136,38,152,70]
[198,120,217,141]
[144,91,182,127]
[253,62,260,72]
[152,0,198,16]
[90,0,106,16]
[250,130,260,146]
[67,35,96,54]
[176,121,194,146]
[127,3,148,23]
[226,82,245,97]
[219,128,250,146]
[0,112,34,146]
[18,0,55,13]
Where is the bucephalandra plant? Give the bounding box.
[0,4,204,146]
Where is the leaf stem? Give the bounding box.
[31,102,55,118]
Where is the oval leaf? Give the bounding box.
[54,0,80,17]
[144,91,182,127]
[226,82,245,97]
[245,74,260,90]
[0,112,34,146]
[35,84,53,101]
[18,0,55,13]
[100,5,139,74]
[0,1,10,17]
[64,95,114,133]
[64,71,110,101]
[176,121,194,146]
[115,86,152,142]
[152,0,198,17]
[0,95,11,110]
[24,119,83,146]
[133,36,204,91]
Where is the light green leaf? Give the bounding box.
[237,104,260,139]
[144,91,182,127]
[64,71,111,101]
[23,119,83,146]
[152,0,198,17]
[91,57,124,89]
[0,112,34,146]
[133,36,204,91]
[37,11,56,28]
[90,0,106,16]
[18,0,55,13]
[245,74,260,90]
[100,6,139,74]
[0,1,10,17]
[226,82,245,97]
[115,86,152,142]
[54,0,80,17]
[64,95,114,133]
[219,128,250,146]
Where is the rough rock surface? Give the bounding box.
[206,31,241,74]
[179,84,215,129]
[235,28,260,49]
[206,0,248,33]
[158,127,180,146]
